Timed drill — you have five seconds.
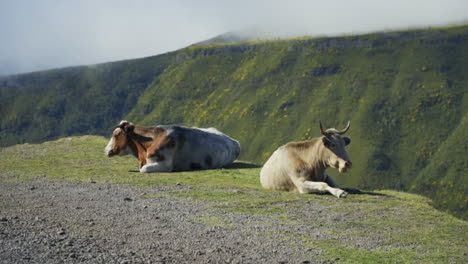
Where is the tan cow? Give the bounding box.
[105,120,241,172]
[260,121,352,198]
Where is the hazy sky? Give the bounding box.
[0,0,466,76]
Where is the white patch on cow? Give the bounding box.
[199,127,222,135]
[105,127,132,156]
[332,158,350,173]
[140,160,173,173]
[104,133,116,155]
[338,165,347,173]
[164,127,174,135]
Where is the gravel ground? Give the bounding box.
[0,178,347,264]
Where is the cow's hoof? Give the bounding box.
[338,190,348,198]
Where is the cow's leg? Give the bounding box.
[137,141,172,173]
[140,161,172,173]
[289,167,348,198]
[138,158,147,169]
[140,153,173,172]
[130,139,148,169]
[297,180,348,198]
[139,149,174,173]
[325,173,349,197]
[325,173,359,194]
[324,173,340,188]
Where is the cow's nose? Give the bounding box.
[345,161,352,168]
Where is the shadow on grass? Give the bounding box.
[223,161,261,169]
[127,161,261,173]
[342,187,388,196]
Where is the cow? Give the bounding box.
[105,120,241,173]
[260,121,352,198]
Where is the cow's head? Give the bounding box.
[320,121,352,173]
[105,120,135,157]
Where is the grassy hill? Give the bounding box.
[0,25,467,220]
[0,136,466,263]
[0,52,175,143]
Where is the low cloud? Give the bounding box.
[0,0,466,75]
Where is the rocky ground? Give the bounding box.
[0,179,349,264]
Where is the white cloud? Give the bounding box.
[0,0,466,75]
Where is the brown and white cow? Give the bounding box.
[105,120,241,173]
[260,121,352,198]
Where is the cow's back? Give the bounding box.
[162,125,240,171]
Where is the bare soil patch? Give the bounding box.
[0,179,340,264]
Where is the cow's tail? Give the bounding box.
[233,140,241,160]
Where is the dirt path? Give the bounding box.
[0,179,339,264]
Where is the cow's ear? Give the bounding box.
[343,137,351,146]
[123,124,135,134]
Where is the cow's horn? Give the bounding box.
[338,120,351,135]
[319,120,327,136]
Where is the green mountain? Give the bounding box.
[1,25,467,220]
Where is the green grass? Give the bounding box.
[0,136,466,263]
[310,190,467,263]
[1,24,467,220]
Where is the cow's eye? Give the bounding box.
[324,139,335,148]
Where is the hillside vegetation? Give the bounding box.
[0,136,467,263]
[0,25,467,220]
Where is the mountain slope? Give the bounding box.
[0,25,467,219]
[125,26,467,218]
[0,52,175,143]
